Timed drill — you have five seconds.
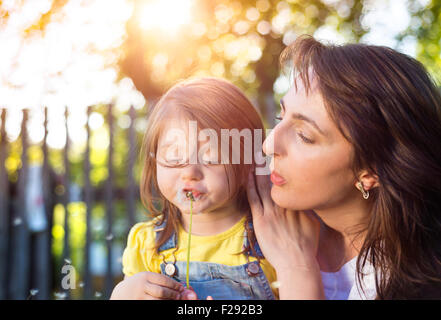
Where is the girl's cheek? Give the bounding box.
[206,168,232,199]
[156,178,169,199]
[156,167,176,197]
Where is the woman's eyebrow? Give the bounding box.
[280,98,326,136]
[292,112,326,136]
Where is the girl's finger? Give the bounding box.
[246,169,264,218]
[145,272,184,291]
[180,289,198,300]
[145,282,181,299]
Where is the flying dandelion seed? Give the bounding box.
[30,289,39,296]
[27,288,39,299]
[13,217,22,226]
[79,281,85,288]
[105,234,114,241]
[94,291,102,298]
[54,291,67,300]
[270,281,281,289]
[64,258,72,264]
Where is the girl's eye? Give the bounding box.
[201,155,219,165]
[167,158,184,164]
[275,114,283,124]
[157,154,186,166]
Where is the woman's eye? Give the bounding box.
[298,132,314,144]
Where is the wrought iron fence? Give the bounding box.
[0,105,144,300]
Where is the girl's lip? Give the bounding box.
[182,188,205,198]
[270,171,286,186]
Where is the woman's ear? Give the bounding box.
[356,170,380,191]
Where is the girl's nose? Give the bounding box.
[181,164,203,182]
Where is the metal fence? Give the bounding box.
[0,105,143,300]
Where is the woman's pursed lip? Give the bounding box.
[270,171,286,186]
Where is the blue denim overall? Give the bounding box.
[154,220,275,300]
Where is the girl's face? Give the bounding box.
[264,79,357,211]
[156,119,236,215]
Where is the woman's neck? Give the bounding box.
[179,200,246,236]
[314,193,372,272]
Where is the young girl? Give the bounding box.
[110,77,278,300]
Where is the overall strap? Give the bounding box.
[153,219,178,252]
[243,220,264,259]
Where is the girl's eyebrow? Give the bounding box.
[158,139,181,148]
[280,98,326,136]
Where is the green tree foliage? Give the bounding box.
[122,0,369,126]
[400,0,441,84]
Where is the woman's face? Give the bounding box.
[264,79,357,211]
[155,119,235,215]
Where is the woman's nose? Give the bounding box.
[263,123,284,158]
[262,131,273,157]
[181,164,203,182]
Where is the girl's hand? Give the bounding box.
[179,287,213,300]
[247,169,324,299]
[110,271,185,300]
[179,287,197,300]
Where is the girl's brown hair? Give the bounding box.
[140,77,265,259]
[281,35,441,299]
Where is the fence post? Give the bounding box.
[0,109,9,299]
[104,104,114,299]
[126,106,136,233]
[61,106,71,299]
[9,109,30,299]
[83,106,93,299]
[31,106,52,300]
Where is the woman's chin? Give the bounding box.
[271,186,296,209]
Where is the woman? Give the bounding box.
[248,35,441,299]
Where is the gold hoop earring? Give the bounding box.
[356,181,369,200]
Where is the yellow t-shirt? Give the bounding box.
[122,215,279,299]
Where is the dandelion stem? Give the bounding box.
[186,191,194,288]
